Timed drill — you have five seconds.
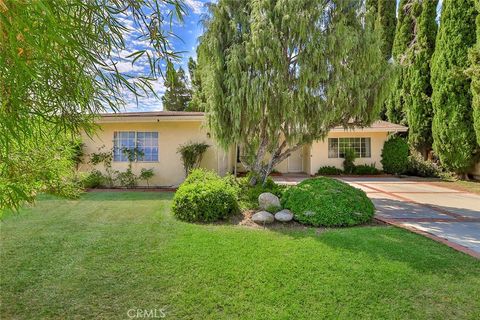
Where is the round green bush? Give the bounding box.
[172,169,239,223]
[381,136,409,174]
[281,177,375,227]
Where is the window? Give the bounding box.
[328,137,371,158]
[113,131,158,162]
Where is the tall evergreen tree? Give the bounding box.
[162,62,192,111]
[431,0,477,175]
[467,0,480,145]
[187,57,204,111]
[405,0,438,157]
[386,0,415,124]
[367,0,396,59]
[197,0,392,185]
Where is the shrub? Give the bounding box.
[172,169,239,222]
[343,148,356,174]
[353,164,381,175]
[177,142,209,175]
[81,170,104,188]
[317,166,343,175]
[406,152,441,177]
[140,168,155,187]
[237,177,287,211]
[381,136,409,174]
[117,169,138,188]
[282,177,375,227]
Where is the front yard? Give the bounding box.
[1,192,479,319]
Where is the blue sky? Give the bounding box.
[117,0,442,113]
[116,0,209,112]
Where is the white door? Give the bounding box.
[288,148,303,172]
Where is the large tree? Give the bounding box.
[386,0,415,124]
[0,0,184,210]
[187,57,204,111]
[431,0,477,175]
[197,0,392,185]
[162,62,192,111]
[467,0,480,145]
[366,0,396,60]
[405,0,438,157]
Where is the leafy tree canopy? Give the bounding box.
[0,0,184,209]
[197,0,393,185]
[162,61,192,111]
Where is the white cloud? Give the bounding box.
[185,0,205,14]
[114,60,145,73]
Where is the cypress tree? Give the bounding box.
[431,0,477,175]
[162,62,192,111]
[367,0,396,59]
[405,0,438,157]
[187,57,204,111]
[467,0,480,145]
[386,0,415,124]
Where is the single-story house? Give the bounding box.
[80,111,408,187]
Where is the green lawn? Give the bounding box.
[1,192,479,319]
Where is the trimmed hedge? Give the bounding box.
[317,166,343,175]
[353,164,381,175]
[172,169,239,222]
[381,136,409,174]
[282,177,375,227]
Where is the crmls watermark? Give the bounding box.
[127,307,167,318]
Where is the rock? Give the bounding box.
[251,211,275,224]
[274,209,293,222]
[258,192,281,210]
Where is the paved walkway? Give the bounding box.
[273,175,480,258]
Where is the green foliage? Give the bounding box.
[172,170,239,223]
[406,152,441,178]
[343,149,357,174]
[0,128,82,211]
[282,177,375,227]
[381,136,409,174]
[265,204,282,214]
[116,169,138,188]
[80,170,104,189]
[90,147,116,187]
[197,0,393,185]
[237,177,286,211]
[317,166,343,176]
[0,0,184,210]
[386,0,415,124]
[187,57,204,111]
[431,0,477,174]
[405,0,438,154]
[367,0,396,59]
[177,142,210,176]
[140,168,155,187]
[353,164,381,175]
[162,61,192,111]
[467,0,480,145]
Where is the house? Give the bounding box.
[80,111,408,187]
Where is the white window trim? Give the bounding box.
[113,131,159,163]
[327,137,371,159]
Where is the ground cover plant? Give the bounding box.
[1,192,479,319]
[282,177,375,227]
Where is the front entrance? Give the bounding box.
[287,148,303,172]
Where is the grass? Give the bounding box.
[430,179,480,195]
[1,192,479,319]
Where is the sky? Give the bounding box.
[115,0,209,112]
[116,0,442,113]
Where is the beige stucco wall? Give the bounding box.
[308,131,389,175]
[79,120,231,187]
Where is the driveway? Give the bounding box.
[273,175,480,258]
[338,177,480,258]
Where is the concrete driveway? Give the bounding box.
[338,177,480,258]
[273,175,480,258]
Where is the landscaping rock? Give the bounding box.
[274,209,293,222]
[251,211,275,224]
[258,192,281,210]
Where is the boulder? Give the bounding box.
[274,209,293,222]
[258,192,281,210]
[251,211,275,224]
